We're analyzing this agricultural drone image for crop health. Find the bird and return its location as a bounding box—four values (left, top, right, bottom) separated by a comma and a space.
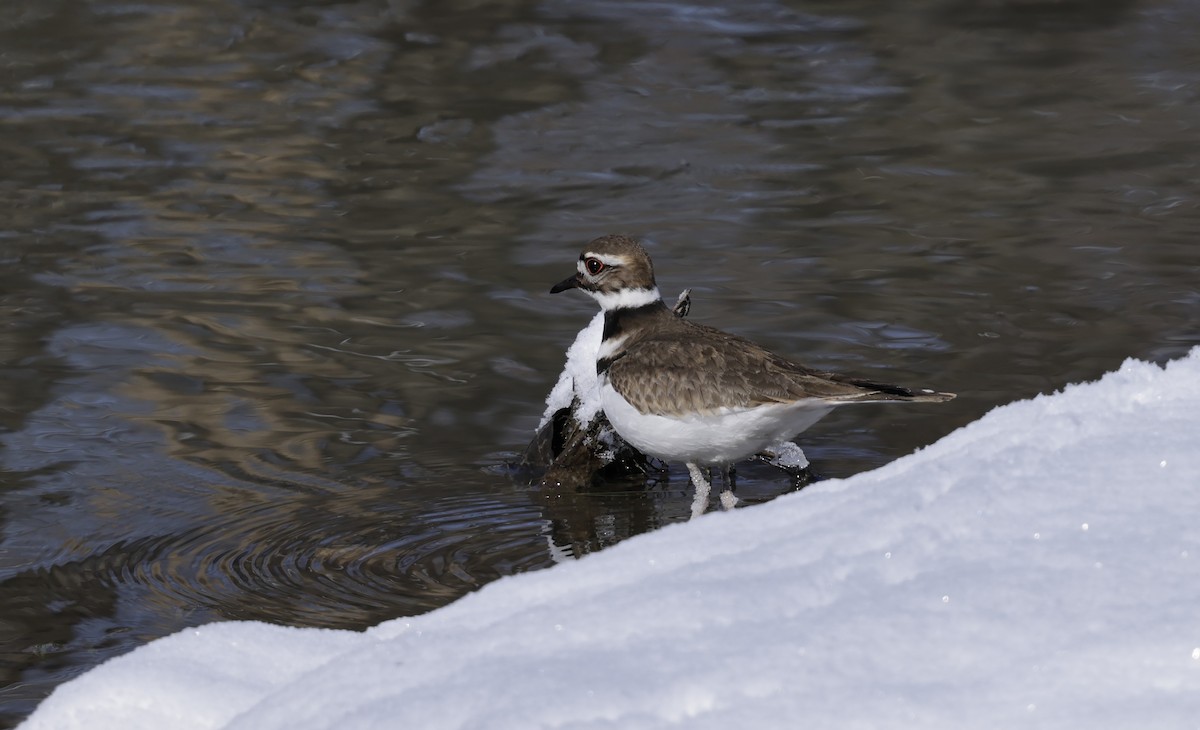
549, 233, 955, 506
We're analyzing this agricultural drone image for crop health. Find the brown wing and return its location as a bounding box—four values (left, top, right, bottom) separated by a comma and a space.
607, 320, 953, 417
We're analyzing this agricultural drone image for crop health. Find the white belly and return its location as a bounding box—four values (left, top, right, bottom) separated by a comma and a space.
599, 382, 835, 465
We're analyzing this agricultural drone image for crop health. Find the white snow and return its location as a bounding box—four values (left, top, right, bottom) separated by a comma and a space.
538, 310, 606, 431
761, 440, 809, 470
21, 347, 1200, 730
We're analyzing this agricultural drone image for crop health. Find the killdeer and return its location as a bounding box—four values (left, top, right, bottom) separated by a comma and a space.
549, 234, 955, 505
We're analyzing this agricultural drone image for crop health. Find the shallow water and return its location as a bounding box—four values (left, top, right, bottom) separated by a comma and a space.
2, 0, 1199, 724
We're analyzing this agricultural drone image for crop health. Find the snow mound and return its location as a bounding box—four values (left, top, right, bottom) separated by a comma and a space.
21, 348, 1200, 730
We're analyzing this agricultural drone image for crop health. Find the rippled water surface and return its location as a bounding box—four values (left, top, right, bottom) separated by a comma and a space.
3, 0, 1199, 724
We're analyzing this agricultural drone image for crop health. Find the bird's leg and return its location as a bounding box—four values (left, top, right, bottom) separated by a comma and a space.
686, 462, 712, 489
686, 462, 711, 519
718, 463, 739, 510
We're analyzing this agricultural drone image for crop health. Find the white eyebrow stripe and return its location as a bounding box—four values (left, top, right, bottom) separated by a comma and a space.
581, 252, 630, 267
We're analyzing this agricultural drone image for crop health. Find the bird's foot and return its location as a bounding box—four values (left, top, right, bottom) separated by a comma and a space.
718, 489, 739, 510
686, 463, 739, 515
686, 462, 712, 519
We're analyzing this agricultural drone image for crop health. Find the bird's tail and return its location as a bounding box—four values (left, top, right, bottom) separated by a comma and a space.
827, 375, 956, 403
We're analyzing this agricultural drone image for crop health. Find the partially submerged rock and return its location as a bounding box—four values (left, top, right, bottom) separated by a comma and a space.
520, 398, 651, 489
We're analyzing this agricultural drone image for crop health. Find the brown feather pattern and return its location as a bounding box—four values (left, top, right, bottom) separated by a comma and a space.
605, 304, 953, 418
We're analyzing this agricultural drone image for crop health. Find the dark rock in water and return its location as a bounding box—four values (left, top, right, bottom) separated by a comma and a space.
519, 401, 652, 489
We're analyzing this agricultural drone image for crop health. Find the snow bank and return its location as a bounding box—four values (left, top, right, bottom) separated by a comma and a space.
21, 348, 1200, 730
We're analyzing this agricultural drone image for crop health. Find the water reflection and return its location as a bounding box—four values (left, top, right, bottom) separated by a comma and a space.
3, 0, 1200, 725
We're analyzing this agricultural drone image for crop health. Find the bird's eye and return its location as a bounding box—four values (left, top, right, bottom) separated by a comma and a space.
585, 258, 605, 275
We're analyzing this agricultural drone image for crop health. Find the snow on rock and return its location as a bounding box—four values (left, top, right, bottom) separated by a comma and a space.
537, 310, 605, 431
21, 348, 1200, 730
761, 440, 809, 470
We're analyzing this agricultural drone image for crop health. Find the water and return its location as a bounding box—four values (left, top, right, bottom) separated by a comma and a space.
2, 0, 1199, 724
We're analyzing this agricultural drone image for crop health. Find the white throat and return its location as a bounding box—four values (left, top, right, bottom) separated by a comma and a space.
590, 286, 661, 311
